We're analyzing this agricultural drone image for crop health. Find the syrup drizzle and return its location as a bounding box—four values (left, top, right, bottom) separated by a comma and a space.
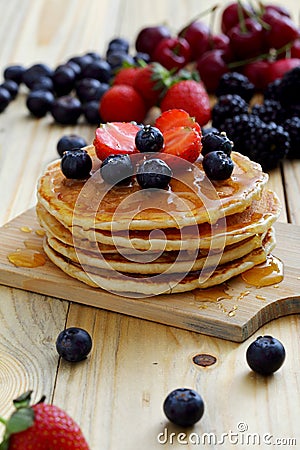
241, 254, 283, 288
8, 248, 46, 268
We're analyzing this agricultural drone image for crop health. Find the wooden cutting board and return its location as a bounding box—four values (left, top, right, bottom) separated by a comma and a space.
0, 207, 299, 342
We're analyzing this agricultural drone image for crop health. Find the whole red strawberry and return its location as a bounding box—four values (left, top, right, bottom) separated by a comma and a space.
99, 84, 146, 123
133, 63, 167, 108
0, 391, 89, 450
112, 66, 142, 87
160, 80, 211, 127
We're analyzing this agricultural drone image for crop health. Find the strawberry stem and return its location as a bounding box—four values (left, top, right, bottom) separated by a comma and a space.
0, 417, 7, 426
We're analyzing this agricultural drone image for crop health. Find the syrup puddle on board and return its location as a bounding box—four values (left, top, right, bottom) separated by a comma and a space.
194, 284, 232, 303
8, 248, 46, 268
241, 254, 283, 288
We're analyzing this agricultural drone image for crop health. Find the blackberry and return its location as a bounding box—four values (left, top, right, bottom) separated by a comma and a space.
222, 114, 262, 150
282, 116, 300, 159
264, 78, 282, 100
278, 66, 300, 108
223, 115, 289, 171
212, 94, 249, 130
215, 72, 255, 102
251, 99, 284, 124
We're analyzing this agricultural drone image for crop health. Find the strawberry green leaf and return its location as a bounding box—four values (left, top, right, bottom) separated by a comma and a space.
13, 390, 32, 409
0, 437, 9, 450
6, 408, 34, 434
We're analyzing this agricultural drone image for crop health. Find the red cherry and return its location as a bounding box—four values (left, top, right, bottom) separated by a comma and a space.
242, 60, 271, 90
221, 2, 252, 35
211, 34, 234, 62
266, 58, 300, 84
179, 21, 210, 60
196, 49, 228, 93
291, 38, 300, 59
262, 10, 299, 50
152, 37, 191, 70
264, 4, 291, 18
135, 25, 171, 57
228, 18, 264, 59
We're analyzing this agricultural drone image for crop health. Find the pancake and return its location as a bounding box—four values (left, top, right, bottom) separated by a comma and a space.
46, 232, 265, 274
36, 189, 280, 252
43, 228, 276, 296
37, 146, 268, 232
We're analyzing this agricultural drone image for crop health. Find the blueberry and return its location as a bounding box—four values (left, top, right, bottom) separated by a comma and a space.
246, 335, 286, 375
163, 388, 205, 427
52, 65, 76, 96
201, 126, 219, 137
202, 150, 234, 181
136, 158, 172, 189
100, 154, 134, 185
56, 327, 92, 362
85, 51, 102, 61
135, 125, 164, 153
80, 60, 112, 83
106, 51, 135, 71
75, 78, 103, 102
4, 64, 25, 84
67, 54, 94, 70
0, 87, 11, 112
82, 100, 102, 124
57, 134, 88, 157
30, 76, 54, 92
22, 63, 53, 89
201, 131, 233, 156
65, 61, 82, 79
134, 52, 151, 64
26, 90, 55, 117
51, 95, 82, 124
0, 80, 19, 99
61, 148, 92, 179
107, 37, 130, 54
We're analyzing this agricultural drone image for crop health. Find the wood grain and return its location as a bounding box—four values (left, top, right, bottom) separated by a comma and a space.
0, 208, 299, 343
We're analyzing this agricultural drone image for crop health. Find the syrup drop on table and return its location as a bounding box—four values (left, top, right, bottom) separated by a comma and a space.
241, 254, 283, 288
8, 248, 46, 268
194, 284, 232, 302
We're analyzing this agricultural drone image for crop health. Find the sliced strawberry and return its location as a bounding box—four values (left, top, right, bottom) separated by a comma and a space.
93, 122, 140, 161
155, 109, 201, 134
162, 126, 202, 163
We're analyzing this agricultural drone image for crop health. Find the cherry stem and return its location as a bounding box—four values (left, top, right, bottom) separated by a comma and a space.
180, 4, 219, 35
237, 0, 247, 33
228, 41, 294, 68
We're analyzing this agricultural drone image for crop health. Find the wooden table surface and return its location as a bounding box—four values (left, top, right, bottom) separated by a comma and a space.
0, 0, 299, 449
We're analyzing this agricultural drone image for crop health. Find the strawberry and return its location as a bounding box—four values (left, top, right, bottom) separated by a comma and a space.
0, 391, 89, 450
133, 63, 167, 108
162, 125, 202, 163
93, 121, 140, 161
155, 108, 201, 134
99, 84, 146, 123
112, 66, 142, 87
160, 80, 211, 127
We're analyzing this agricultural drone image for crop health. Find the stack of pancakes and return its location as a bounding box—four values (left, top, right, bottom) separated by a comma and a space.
36, 146, 280, 297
